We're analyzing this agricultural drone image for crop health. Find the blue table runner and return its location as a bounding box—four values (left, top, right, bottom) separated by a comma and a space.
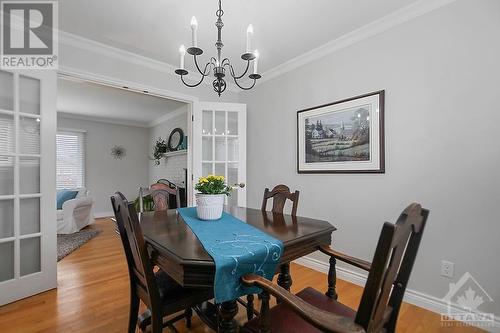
177, 207, 283, 303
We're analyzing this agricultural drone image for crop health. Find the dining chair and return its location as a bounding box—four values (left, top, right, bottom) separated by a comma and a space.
111, 192, 212, 333
240, 185, 301, 321
150, 183, 181, 211
261, 184, 300, 216
241, 203, 429, 333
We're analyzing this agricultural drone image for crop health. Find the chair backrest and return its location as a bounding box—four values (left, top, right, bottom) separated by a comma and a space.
110, 192, 161, 309
156, 178, 176, 187
150, 183, 181, 211
261, 184, 300, 216
355, 203, 429, 333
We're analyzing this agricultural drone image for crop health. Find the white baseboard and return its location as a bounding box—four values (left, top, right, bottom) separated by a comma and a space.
93, 211, 114, 219
294, 256, 500, 332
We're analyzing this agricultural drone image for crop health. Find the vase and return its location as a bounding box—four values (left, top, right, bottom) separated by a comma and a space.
195, 193, 225, 220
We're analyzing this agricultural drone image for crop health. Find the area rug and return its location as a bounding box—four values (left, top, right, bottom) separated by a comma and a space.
57, 229, 101, 261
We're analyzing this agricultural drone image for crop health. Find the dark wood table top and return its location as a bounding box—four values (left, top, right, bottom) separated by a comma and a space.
141, 206, 336, 268
140, 206, 337, 332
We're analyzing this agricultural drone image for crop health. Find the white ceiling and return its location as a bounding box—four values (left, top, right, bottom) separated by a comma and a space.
59, 0, 421, 74
57, 79, 186, 127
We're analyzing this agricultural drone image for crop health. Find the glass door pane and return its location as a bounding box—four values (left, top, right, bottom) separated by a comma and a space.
20, 116, 40, 154
20, 237, 41, 276
20, 198, 40, 235
0, 71, 14, 111
202, 110, 213, 135
20, 157, 40, 194
0, 156, 14, 195
19, 76, 40, 115
227, 112, 238, 135
228, 163, 238, 207
0, 113, 15, 154
214, 111, 225, 135
0, 199, 14, 238
215, 137, 226, 161
0, 242, 14, 282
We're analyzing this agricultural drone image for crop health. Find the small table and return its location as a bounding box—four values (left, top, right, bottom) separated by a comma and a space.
141, 206, 336, 333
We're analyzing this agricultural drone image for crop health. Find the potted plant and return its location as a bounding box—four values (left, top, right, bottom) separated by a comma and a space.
194, 175, 232, 220
133, 195, 154, 212
152, 138, 168, 165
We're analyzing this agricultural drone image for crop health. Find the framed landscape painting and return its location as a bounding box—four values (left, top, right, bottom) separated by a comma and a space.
297, 90, 385, 173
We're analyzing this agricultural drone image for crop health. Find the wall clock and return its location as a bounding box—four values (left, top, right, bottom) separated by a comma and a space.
168, 128, 184, 151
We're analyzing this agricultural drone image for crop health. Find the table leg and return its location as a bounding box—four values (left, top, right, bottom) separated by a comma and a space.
219, 300, 239, 333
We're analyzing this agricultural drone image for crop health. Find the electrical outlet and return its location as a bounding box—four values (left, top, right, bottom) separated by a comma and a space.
441, 260, 454, 278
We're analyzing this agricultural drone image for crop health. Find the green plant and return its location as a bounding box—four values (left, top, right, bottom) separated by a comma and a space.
133, 195, 154, 212
153, 138, 168, 165
195, 175, 232, 196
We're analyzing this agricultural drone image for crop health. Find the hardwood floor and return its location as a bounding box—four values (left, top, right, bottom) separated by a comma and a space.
0, 218, 484, 333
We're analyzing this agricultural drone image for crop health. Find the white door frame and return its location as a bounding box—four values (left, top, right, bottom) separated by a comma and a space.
57, 67, 200, 206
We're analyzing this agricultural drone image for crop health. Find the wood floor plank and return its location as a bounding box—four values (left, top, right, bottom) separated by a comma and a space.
0, 218, 484, 332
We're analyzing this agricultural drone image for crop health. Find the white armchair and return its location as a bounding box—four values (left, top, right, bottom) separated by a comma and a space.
57, 188, 95, 234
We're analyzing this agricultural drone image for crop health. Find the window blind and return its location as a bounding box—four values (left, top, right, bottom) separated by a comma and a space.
56, 130, 85, 190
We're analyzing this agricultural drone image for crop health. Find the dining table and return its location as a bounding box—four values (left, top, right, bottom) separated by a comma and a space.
140, 205, 336, 333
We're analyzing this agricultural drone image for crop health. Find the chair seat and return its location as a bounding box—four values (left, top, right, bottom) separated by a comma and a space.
154, 270, 213, 313
243, 287, 356, 333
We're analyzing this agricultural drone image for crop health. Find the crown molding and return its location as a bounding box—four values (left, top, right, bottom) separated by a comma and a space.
253, 0, 458, 86
59, 31, 240, 93
58, 111, 150, 128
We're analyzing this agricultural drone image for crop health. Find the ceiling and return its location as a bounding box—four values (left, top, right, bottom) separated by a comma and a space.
57, 79, 186, 127
59, 0, 420, 74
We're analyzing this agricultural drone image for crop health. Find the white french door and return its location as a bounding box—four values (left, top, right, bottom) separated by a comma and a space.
192, 102, 246, 207
0, 69, 57, 305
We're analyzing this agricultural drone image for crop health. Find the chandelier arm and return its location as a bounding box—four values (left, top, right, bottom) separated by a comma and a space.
193, 55, 212, 76
232, 77, 256, 90
180, 74, 206, 88
226, 61, 250, 80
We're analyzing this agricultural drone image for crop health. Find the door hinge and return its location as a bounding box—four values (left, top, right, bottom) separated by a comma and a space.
192, 115, 194, 121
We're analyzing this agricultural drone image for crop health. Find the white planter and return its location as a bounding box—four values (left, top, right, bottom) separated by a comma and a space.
195, 194, 225, 220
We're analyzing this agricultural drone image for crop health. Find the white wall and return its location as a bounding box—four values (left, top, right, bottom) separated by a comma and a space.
148, 106, 189, 186
57, 116, 149, 214
239, 0, 500, 318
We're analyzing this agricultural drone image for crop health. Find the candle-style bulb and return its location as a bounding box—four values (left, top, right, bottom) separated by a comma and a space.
191, 16, 198, 28
179, 44, 186, 69
246, 24, 254, 53
191, 16, 198, 47
253, 49, 259, 74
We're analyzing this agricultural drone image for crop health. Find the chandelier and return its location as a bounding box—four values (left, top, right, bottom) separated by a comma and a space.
175, 0, 261, 97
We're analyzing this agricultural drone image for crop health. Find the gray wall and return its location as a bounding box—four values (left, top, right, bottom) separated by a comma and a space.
239, 0, 500, 316
57, 116, 149, 214
149, 106, 189, 186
